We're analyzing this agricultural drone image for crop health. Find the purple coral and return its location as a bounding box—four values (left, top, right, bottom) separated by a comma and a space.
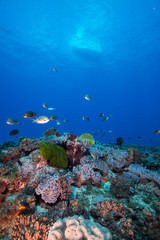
125, 164, 160, 185
107, 149, 129, 172
35, 173, 60, 204
73, 156, 108, 186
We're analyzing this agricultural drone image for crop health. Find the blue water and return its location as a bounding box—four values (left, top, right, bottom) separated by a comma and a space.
0, 0, 160, 146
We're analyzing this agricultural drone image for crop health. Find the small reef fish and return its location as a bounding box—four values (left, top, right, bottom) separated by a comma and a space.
137, 136, 141, 139
43, 103, 49, 108
43, 103, 55, 110
92, 131, 97, 135
9, 129, 19, 136
6, 118, 21, 125
99, 113, 104, 117
32, 116, 50, 124
48, 107, 56, 111
84, 94, 91, 100
108, 130, 112, 133
23, 111, 38, 119
100, 177, 107, 182
56, 121, 61, 125
102, 117, 109, 122
153, 129, 160, 134
98, 129, 102, 132
63, 119, 70, 123
52, 66, 57, 72
50, 115, 58, 121
82, 116, 85, 120
86, 117, 90, 121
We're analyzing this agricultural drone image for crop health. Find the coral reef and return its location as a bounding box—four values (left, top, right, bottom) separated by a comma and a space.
43, 128, 61, 137
47, 215, 112, 240
110, 175, 135, 198
10, 215, 53, 240
107, 149, 129, 172
66, 140, 87, 167
79, 133, 95, 145
125, 164, 160, 185
95, 199, 134, 240
73, 156, 108, 187
39, 142, 68, 168
116, 137, 124, 145
0, 133, 159, 240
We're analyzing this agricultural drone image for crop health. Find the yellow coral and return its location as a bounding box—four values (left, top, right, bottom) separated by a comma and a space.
79, 133, 95, 145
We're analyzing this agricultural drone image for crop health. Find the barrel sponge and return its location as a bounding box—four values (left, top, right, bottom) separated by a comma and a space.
47, 215, 112, 240
39, 142, 68, 168
79, 133, 95, 145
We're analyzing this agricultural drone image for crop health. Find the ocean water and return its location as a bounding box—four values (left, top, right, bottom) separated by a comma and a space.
0, 0, 160, 146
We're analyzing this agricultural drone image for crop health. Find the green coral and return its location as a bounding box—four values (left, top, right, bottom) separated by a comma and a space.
79, 133, 95, 145
39, 142, 68, 168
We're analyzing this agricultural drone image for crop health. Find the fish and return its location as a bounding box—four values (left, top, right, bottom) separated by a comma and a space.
32, 116, 50, 124
48, 107, 56, 111
100, 177, 107, 182
137, 136, 141, 139
108, 130, 112, 133
52, 66, 57, 72
56, 121, 61, 125
6, 118, 21, 125
23, 111, 38, 119
84, 94, 91, 100
9, 129, 19, 136
43, 103, 49, 108
82, 116, 85, 120
99, 113, 104, 117
50, 115, 58, 121
98, 129, 102, 132
86, 117, 90, 121
102, 117, 109, 122
92, 131, 97, 135
153, 129, 160, 134
63, 119, 70, 123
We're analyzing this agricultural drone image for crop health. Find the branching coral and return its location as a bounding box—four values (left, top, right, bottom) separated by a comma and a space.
10, 215, 53, 240
95, 199, 134, 240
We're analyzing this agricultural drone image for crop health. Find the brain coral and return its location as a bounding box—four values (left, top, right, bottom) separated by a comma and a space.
79, 133, 95, 145
47, 215, 112, 240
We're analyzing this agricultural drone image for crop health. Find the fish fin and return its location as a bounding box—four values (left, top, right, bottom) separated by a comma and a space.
31, 119, 36, 123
